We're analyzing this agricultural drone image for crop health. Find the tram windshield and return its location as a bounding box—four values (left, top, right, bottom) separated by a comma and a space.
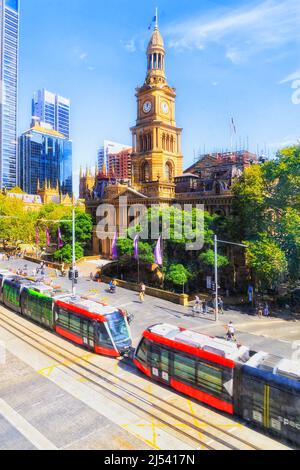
106, 311, 130, 345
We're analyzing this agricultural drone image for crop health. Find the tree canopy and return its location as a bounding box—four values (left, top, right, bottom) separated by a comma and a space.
229, 145, 300, 288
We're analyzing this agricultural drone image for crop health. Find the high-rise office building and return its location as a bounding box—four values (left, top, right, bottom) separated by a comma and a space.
19, 120, 73, 196
98, 140, 130, 171
32, 89, 71, 139
108, 148, 132, 180
0, 0, 19, 189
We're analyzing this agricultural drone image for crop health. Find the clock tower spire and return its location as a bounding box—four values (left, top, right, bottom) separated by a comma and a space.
130, 18, 183, 198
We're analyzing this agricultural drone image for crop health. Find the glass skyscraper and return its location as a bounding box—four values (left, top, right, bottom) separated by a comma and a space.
0, 0, 19, 189
32, 89, 71, 139
19, 123, 73, 196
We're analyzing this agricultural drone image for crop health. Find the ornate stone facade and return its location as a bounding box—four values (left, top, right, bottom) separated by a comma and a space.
83, 22, 257, 261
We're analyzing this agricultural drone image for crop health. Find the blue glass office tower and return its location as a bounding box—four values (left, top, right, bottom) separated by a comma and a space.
32, 89, 70, 139
0, 0, 19, 189
19, 123, 73, 196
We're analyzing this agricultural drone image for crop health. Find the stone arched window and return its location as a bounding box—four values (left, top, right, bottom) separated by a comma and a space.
170, 136, 174, 153
141, 161, 150, 182
165, 161, 173, 182
139, 135, 143, 152
166, 135, 170, 152
162, 133, 166, 151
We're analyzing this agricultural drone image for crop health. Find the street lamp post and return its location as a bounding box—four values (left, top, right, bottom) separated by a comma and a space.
214, 236, 247, 322
72, 208, 76, 295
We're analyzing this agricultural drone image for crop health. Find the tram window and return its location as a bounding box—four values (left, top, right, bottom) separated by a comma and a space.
136, 339, 147, 365
82, 319, 89, 337
69, 314, 81, 334
150, 349, 160, 368
174, 354, 196, 385
161, 350, 169, 373
197, 363, 223, 394
97, 322, 113, 348
58, 308, 70, 329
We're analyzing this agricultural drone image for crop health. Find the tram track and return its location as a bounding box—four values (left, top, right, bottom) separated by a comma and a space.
0, 308, 262, 450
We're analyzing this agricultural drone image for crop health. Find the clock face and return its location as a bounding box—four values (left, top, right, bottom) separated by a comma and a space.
143, 101, 152, 114
161, 101, 169, 114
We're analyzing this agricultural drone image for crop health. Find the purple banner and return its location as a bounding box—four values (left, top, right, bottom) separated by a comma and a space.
58, 227, 64, 249
133, 234, 139, 261
154, 236, 163, 266
46, 227, 51, 247
112, 232, 118, 260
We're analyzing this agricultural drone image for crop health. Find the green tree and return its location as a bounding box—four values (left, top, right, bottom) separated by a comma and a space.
231, 164, 267, 240
59, 210, 92, 246
245, 234, 288, 291
54, 243, 84, 264
199, 249, 229, 268
165, 264, 191, 293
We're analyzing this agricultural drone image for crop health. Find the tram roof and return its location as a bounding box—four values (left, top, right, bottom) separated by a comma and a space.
247, 352, 300, 380
0, 270, 15, 277
148, 324, 250, 362
55, 296, 117, 317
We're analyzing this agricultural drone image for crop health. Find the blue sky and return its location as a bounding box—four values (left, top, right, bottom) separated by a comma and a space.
19, 0, 300, 189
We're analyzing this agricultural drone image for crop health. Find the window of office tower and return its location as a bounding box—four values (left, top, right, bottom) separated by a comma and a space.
5, 0, 18, 11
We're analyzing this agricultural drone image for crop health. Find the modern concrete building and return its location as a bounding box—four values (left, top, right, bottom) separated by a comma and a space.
0, 0, 19, 189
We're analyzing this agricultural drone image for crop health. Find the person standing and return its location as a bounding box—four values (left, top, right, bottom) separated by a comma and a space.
264, 302, 270, 317
257, 304, 263, 318
218, 297, 224, 315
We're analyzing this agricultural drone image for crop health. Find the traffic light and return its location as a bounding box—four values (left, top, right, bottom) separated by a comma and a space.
68, 268, 79, 284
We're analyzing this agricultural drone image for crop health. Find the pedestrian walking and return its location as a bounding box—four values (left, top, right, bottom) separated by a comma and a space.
226, 321, 237, 343
193, 296, 202, 315
139, 282, 146, 302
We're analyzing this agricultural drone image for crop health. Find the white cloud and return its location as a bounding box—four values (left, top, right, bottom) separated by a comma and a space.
279, 69, 300, 84
166, 0, 300, 63
121, 39, 136, 53
269, 136, 300, 148
79, 52, 88, 60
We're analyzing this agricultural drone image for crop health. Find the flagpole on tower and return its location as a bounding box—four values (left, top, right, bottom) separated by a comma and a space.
155, 7, 158, 29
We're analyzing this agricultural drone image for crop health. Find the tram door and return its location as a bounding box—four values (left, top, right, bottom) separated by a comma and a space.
150, 345, 170, 384
82, 319, 95, 350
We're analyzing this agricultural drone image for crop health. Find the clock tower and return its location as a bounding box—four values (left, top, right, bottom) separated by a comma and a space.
131, 18, 183, 198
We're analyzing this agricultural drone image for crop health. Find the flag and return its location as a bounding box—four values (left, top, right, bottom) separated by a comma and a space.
148, 15, 157, 29
133, 234, 139, 260
112, 232, 118, 260
58, 227, 64, 249
46, 227, 51, 247
36, 227, 39, 246
154, 236, 163, 266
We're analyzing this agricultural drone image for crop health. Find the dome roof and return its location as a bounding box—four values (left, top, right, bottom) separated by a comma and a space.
147, 27, 165, 54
